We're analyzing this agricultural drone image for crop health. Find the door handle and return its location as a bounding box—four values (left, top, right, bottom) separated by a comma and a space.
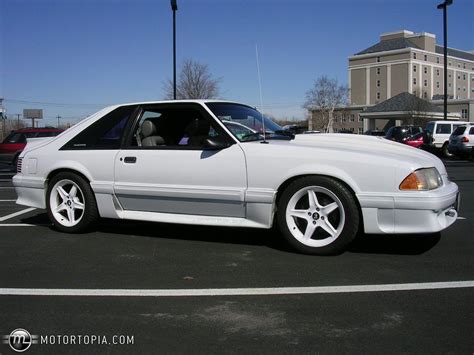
124, 156, 137, 164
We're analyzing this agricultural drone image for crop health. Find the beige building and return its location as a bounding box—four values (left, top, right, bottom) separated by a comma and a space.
310, 30, 474, 133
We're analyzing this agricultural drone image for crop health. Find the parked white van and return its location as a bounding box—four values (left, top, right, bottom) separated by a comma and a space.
424, 120, 470, 157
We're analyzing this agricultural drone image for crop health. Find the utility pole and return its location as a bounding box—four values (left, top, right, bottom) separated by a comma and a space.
16, 114, 21, 128
171, 0, 178, 100
56, 115, 61, 128
437, 0, 453, 120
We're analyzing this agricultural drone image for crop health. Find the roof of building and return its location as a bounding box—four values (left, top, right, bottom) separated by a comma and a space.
356, 37, 474, 62
435, 45, 474, 61
364, 92, 443, 113
355, 37, 420, 55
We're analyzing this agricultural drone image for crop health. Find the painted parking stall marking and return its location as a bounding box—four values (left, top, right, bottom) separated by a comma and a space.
0, 208, 36, 222
0, 281, 473, 297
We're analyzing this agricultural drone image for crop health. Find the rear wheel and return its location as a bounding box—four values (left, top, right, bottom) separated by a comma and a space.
442, 142, 453, 158
46, 172, 99, 233
277, 176, 360, 255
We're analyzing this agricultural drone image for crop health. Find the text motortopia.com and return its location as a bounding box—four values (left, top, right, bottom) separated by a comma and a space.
2, 328, 134, 352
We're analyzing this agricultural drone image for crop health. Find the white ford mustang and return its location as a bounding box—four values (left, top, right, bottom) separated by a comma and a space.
13, 100, 459, 254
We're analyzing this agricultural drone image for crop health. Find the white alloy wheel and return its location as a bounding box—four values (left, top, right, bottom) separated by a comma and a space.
285, 186, 345, 248
49, 179, 86, 227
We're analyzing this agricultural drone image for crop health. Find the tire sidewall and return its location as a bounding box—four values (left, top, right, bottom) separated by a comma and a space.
277, 176, 360, 255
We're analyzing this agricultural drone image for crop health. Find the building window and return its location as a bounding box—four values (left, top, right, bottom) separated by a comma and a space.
424, 55, 427, 61
342, 115, 346, 123
463, 63, 466, 69
424, 79, 427, 87
413, 65, 417, 72
463, 87, 466, 92
413, 78, 417, 85
458, 75, 461, 80
358, 114, 362, 122
436, 81, 440, 88
376, 56, 380, 63
449, 61, 452, 66
463, 74, 466, 80
436, 69, 440, 76
424, 92, 428, 99
376, 67, 380, 75
449, 73, 452, 78
449, 83, 452, 87
461, 109, 468, 119
413, 53, 417, 59
376, 92, 380, 100
458, 63, 461, 68
350, 114, 355, 122
376, 80, 380, 87
424, 67, 428, 74
436, 57, 440, 64
358, 127, 363, 134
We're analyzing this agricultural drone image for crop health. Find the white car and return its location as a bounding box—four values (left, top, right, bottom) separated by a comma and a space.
425, 120, 470, 157
13, 101, 460, 255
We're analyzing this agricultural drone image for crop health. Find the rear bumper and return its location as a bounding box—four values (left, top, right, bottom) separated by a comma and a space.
358, 181, 459, 234
448, 144, 472, 155
12, 174, 46, 209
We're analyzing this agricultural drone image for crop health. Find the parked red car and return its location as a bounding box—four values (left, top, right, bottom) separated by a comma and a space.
0, 128, 63, 168
404, 132, 424, 149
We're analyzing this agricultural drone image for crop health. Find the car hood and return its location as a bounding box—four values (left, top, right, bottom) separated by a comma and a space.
270, 133, 447, 174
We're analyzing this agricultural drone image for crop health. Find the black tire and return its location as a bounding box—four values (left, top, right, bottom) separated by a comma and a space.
276, 176, 360, 255
442, 142, 453, 158
46, 172, 99, 233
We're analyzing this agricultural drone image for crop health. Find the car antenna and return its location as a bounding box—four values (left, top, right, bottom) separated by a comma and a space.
255, 44, 268, 144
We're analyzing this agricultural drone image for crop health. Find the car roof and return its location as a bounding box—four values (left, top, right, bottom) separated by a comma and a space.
105, 100, 253, 110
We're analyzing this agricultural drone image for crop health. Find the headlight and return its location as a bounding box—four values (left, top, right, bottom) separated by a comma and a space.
399, 168, 443, 191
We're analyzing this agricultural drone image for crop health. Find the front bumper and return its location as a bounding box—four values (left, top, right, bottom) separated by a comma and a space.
358, 181, 459, 234
0, 152, 14, 164
12, 174, 47, 209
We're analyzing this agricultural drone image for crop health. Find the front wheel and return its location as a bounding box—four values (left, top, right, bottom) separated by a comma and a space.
46, 172, 99, 233
277, 176, 360, 255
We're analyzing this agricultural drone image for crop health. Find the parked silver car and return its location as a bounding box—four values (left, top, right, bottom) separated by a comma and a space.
448, 124, 474, 159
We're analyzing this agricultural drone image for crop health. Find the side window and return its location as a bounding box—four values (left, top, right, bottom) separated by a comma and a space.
5, 133, 26, 144
470, 127, 474, 135
62, 106, 136, 150
436, 124, 451, 134
128, 105, 225, 149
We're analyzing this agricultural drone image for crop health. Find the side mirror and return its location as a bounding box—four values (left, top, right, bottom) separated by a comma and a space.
203, 136, 232, 150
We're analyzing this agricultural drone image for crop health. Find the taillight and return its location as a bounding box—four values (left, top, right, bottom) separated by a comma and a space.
462, 137, 470, 143
17, 157, 23, 173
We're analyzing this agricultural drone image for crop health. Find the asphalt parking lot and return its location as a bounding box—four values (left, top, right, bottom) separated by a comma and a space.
0, 160, 473, 354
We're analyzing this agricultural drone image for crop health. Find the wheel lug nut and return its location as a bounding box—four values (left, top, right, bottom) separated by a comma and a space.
308, 212, 311, 216
321, 216, 325, 220
313, 221, 317, 225
316, 208, 320, 211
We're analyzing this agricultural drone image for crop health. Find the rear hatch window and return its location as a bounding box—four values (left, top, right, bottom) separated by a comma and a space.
452, 127, 466, 136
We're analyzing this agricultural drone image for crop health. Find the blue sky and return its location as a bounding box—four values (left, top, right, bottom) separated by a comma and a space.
1, 0, 473, 125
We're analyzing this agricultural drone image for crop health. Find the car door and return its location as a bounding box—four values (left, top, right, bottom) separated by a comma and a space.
434, 122, 452, 146
113, 103, 248, 218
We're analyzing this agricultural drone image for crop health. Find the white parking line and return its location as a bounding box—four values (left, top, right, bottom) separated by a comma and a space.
0, 281, 472, 297
0, 208, 36, 222
0, 223, 49, 227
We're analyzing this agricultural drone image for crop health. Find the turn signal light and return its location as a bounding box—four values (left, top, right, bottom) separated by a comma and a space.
399, 168, 443, 191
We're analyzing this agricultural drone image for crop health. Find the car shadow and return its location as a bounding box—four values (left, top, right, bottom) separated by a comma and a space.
349, 232, 441, 255
21, 214, 441, 256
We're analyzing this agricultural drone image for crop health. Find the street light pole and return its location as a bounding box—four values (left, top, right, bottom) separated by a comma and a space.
437, 0, 453, 120
171, 0, 178, 100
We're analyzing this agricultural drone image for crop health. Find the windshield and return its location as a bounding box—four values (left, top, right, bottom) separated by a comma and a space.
452, 126, 466, 136
206, 103, 284, 142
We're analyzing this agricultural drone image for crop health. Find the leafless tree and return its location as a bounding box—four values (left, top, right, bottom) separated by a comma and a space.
164, 59, 222, 100
304, 76, 348, 132
407, 90, 433, 126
